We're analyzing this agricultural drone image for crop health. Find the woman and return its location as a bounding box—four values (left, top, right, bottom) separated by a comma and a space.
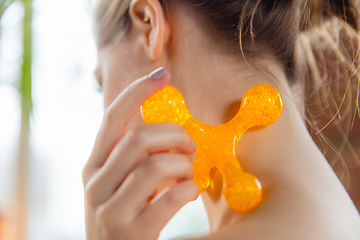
82, 0, 360, 239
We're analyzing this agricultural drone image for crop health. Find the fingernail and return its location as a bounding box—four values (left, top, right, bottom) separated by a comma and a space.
191, 138, 196, 151
148, 67, 167, 80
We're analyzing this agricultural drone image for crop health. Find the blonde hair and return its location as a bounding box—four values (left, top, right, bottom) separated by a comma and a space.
299, 1, 360, 180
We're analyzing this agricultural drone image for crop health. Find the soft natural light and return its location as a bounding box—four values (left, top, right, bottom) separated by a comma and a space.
0, 0, 209, 239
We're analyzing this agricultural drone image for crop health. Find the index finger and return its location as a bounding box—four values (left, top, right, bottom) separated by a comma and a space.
88, 67, 170, 170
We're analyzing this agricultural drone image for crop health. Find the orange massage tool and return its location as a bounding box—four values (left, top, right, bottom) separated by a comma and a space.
141, 84, 283, 212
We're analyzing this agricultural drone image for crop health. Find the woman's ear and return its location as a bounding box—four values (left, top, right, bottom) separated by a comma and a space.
129, 0, 170, 61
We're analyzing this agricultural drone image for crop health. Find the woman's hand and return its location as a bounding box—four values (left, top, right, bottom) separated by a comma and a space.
82, 67, 199, 240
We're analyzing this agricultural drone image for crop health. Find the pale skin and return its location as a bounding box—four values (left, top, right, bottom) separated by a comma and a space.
82, 0, 360, 239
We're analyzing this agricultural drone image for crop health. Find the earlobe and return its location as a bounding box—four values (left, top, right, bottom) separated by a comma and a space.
129, 0, 170, 61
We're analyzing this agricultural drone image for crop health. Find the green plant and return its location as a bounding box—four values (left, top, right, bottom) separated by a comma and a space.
16, 0, 32, 238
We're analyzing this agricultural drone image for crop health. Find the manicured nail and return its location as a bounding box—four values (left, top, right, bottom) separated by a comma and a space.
148, 67, 167, 80
191, 138, 196, 151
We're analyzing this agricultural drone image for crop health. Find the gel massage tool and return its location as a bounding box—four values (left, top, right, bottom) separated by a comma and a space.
141, 84, 283, 212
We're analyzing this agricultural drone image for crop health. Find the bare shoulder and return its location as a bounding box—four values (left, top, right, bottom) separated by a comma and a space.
189, 205, 359, 240
187, 100, 360, 240
190, 185, 360, 240
188, 159, 360, 240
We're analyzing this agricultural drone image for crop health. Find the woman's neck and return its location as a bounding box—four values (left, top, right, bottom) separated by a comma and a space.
168, 49, 358, 232
167, 35, 308, 231
166, 2, 292, 126
163, 9, 356, 232
163, 4, 360, 235
170, 46, 293, 126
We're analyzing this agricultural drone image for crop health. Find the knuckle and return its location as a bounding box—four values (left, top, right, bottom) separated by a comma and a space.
142, 156, 163, 176
102, 107, 115, 125
174, 155, 193, 175
166, 190, 184, 207
84, 182, 97, 205
96, 204, 128, 235
171, 124, 190, 141
126, 127, 147, 146
180, 134, 190, 144
96, 204, 115, 231
81, 165, 89, 186
102, 106, 126, 136
185, 180, 199, 197
190, 181, 200, 196
183, 160, 193, 175
96, 204, 108, 223
81, 160, 97, 186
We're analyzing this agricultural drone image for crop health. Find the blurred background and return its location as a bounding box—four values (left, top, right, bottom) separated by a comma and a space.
0, 0, 209, 239
0, 0, 358, 240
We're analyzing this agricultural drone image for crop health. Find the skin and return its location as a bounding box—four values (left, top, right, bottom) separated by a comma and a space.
82, 0, 360, 239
